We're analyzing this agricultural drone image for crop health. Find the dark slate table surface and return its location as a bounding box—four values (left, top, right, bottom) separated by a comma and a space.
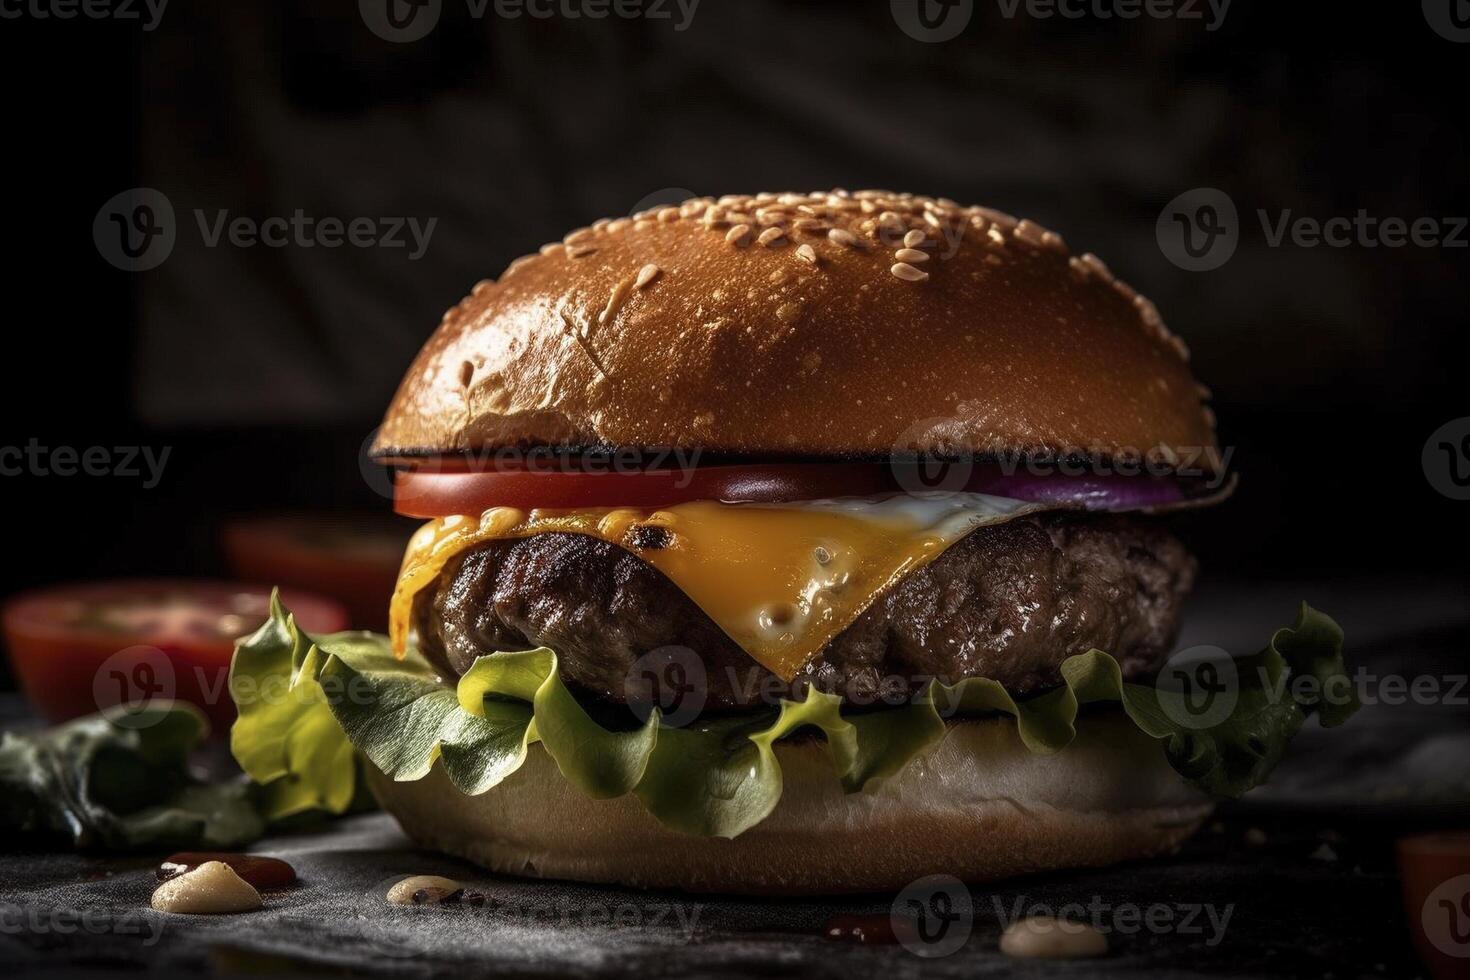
3, 578, 1467, 979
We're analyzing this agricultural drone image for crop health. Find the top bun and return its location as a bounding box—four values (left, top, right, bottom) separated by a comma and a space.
374, 190, 1217, 469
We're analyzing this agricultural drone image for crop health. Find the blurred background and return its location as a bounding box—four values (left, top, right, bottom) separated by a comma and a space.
0, 0, 1467, 691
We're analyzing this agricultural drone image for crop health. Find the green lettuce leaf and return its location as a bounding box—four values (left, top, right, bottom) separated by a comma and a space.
230, 596, 1355, 837
1, 702, 264, 851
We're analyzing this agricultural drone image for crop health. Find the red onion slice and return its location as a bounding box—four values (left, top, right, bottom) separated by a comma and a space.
968, 469, 1234, 513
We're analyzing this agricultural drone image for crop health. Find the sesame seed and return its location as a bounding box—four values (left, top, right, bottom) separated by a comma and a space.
606, 219, 631, 234
634, 264, 661, 290
828, 228, 860, 248
458, 361, 475, 387
986, 226, 1006, 245
540, 242, 560, 256
891, 262, 929, 282
566, 244, 598, 259
794, 218, 828, 233
976, 207, 1018, 229
1133, 295, 1163, 328
657, 207, 679, 223
502, 255, 536, 278
1012, 219, 1065, 253
471, 278, 495, 295
726, 224, 753, 247
563, 228, 594, 246
1014, 219, 1048, 247
633, 220, 651, 231
1168, 334, 1190, 360
592, 218, 611, 231
903, 230, 926, 248
795, 244, 818, 265
894, 248, 929, 263
924, 211, 943, 229
599, 274, 636, 326
1079, 252, 1113, 282
758, 227, 785, 247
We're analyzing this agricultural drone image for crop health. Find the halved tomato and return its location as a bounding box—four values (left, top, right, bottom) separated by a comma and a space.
2, 580, 348, 733
222, 515, 412, 632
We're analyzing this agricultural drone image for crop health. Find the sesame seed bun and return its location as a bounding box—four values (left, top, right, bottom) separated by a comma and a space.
372, 190, 1217, 470
366, 711, 1212, 895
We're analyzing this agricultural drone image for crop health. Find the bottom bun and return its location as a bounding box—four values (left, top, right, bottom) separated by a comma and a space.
368, 710, 1213, 895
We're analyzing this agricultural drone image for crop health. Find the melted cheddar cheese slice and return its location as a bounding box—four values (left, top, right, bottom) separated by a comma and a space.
390, 493, 1038, 682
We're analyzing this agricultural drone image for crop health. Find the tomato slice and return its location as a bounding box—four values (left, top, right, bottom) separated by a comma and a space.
392, 463, 900, 517
2, 580, 348, 733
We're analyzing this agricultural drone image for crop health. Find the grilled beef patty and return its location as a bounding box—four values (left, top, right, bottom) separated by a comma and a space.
412, 511, 1195, 709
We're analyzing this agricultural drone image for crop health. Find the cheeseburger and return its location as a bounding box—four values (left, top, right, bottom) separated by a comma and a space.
230, 190, 1354, 894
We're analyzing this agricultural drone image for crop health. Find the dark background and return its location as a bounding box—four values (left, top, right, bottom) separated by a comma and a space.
0, 0, 1466, 687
